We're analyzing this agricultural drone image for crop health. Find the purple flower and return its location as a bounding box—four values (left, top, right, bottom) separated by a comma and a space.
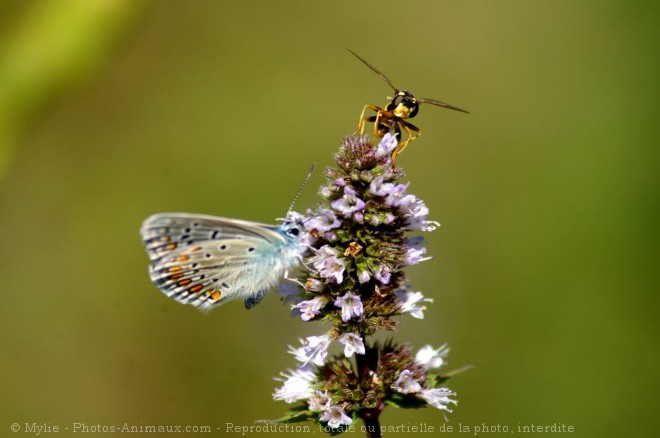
308, 390, 332, 412
302, 334, 331, 366
285, 210, 305, 223
287, 334, 330, 367
331, 186, 366, 218
421, 220, 440, 232
398, 194, 439, 231
274, 133, 462, 425
287, 343, 313, 365
304, 277, 324, 292
357, 268, 371, 284
338, 332, 365, 357
415, 344, 450, 370
293, 296, 326, 321
319, 404, 353, 428
368, 176, 388, 196
369, 212, 396, 226
374, 264, 391, 284
375, 133, 398, 158
392, 369, 422, 394
396, 290, 433, 319
310, 245, 346, 283
419, 388, 458, 412
404, 236, 431, 266
334, 292, 363, 322
305, 209, 341, 233
300, 232, 317, 246
272, 369, 316, 403
404, 246, 428, 265
320, 185, 333, 198
369, 177, 408, 207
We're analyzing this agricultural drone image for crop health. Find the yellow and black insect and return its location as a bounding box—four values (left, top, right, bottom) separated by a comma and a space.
349, 49, 469, 164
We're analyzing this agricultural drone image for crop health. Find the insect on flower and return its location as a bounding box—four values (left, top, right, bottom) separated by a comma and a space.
348, 48, 469, 165
140, 212, 308, 311
140, 165, 315, 311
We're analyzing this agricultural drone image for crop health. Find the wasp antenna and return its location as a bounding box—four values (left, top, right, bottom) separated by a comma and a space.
418, 97, 470, 114
347, 48, 399, 92
287, 163, 316, 214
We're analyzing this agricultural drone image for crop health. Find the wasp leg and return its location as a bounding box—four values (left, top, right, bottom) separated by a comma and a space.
374, 109, 384, 138
357, 104, 369, 134
391, 120, 421, 166
358, 104, 385, 135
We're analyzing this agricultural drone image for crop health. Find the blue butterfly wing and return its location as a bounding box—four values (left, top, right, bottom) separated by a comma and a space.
140, 213, 299, 311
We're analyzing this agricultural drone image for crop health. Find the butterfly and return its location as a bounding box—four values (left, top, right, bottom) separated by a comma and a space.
140, 212, 307, 311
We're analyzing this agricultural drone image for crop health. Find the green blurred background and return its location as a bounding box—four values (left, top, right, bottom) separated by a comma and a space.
1, 1, 658, 436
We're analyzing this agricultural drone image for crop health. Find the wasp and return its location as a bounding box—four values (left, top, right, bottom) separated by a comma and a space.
348, 49, 469, 164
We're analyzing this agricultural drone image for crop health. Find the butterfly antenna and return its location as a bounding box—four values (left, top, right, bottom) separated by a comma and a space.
287, 163, 316, 214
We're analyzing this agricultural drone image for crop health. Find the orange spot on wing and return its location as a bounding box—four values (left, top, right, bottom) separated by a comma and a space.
171, 273, 184, 280
210, 291, 222, 301
169, 266, 181, 272
189, 246, 202, 252
166, 243, 177, 250
178, 255, 190, 262
189, 284, 203, 293
179, 279, 192, 286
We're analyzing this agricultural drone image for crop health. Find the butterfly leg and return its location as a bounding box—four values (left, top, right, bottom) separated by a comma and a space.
283, 269, 307, 286
283, 275, 306, 288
